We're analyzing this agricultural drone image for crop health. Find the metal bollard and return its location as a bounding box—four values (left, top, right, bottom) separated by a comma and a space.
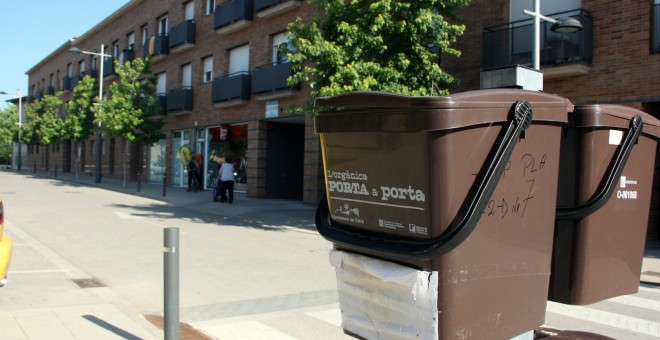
137, 172, 142, 192
54, 163, 58, 178
33, 162, 36, 174
162, 171, 167, 197
164, 227, 180, 340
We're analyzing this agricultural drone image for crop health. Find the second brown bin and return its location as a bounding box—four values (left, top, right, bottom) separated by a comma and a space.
550, 105, 660, 305
315, 89, 572, 340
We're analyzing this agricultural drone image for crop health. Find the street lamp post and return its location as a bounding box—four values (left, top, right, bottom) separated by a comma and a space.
1, 89, 23, 171
69, 44, 111, 183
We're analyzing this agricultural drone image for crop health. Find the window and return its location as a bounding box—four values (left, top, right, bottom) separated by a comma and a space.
654, 0, 660, 54
182, 63, 192, 88
79, 60, 86, 74
229, 44, 250, 75
203, 56, 213, 83
141, 24, 149, 46
91, 56, 98, 71
67, 63, 73, 77
156, 72, 167, 95
158, 15, 169, 36
127, 32, 135, 50
185, 1, 195, 21
272, 32, 290, 64
113, 41, 120, 59
206, 0, 215, 15
49, 74, 55, 87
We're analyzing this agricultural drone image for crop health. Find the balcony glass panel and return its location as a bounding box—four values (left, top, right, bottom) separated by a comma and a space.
169, 20, 196, 50
167, 87, 194, 112
103, 58, 116, 77
252, 62, 296, 94
214, 0, 253, 30
482, 9, 592, 70
212, 72, 251, 102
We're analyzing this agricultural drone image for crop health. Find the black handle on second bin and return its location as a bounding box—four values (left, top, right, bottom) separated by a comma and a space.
555, 115, 643, 220
315, 100, 534, 261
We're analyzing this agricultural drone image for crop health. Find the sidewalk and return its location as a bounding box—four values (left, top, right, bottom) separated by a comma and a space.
30, 169, 319, 231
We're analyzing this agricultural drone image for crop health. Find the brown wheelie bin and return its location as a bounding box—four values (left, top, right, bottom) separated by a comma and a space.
314, 89, 572, 340
550, 105, 660, 305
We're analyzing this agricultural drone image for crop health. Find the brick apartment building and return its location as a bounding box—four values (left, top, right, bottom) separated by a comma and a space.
440, 0, 660, 240
25, 0, 325, 204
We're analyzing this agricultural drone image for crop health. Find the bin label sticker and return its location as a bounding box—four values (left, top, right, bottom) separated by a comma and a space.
609, 130, 623, 145
617, 176, 638, 200
333, 203, 365, 224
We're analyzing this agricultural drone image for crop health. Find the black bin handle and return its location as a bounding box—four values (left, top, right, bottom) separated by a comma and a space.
555, 115, 643, 220
315, 100, 534, 261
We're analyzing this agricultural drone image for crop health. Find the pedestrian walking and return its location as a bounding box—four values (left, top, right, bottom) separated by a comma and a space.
218, 156, 235, 204
187, 156, 201, 192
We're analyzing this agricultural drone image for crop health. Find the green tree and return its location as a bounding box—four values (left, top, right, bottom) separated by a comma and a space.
64, 75, 96, 143
0, 105, 18, 145
0, 105, 18, 165
100, 57, 165, 179
21, 94, 64, 145
286, 0, 469, 109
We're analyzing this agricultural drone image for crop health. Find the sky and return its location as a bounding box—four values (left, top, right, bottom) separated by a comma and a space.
0, 1, 129, 108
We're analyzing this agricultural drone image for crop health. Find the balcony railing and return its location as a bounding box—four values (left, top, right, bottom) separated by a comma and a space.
255, 0, 302, 18
482, 9, 593, 76
46, 86, 55, 96
653, 4, 660, 54
83, 69, 98, 79
212, 72, 251, 107
143, 34, 169, 61
70, 76, 80, 89
169, 20, 196, 53
62, 76, 73, 91
120, 49, 135, 63
214, 0, 253, 35
103, 58, 116, 77
252, 62, 299, 100
167, 87, 194, 114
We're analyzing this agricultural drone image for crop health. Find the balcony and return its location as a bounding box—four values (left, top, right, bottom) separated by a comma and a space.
212, 72, 251, 107
34, 90, 44, 101
70, 76, 80, 89
81, 69, 98, 79
143, 34, 169, 62
252, 62, 299, 100
214, 0, 253, 36
169, 20, 196, 54
255, 0, 302, 19
62, 76, 73, 91
103, 58, 117, 78
482, 9, 593, 78
120, 49, 135, 63
166, 87, 194, 114
46, 86, 55, 96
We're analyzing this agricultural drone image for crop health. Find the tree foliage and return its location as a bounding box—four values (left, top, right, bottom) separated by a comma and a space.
99, 57, 165, 147
64, 75, 96, 142
286, 0, 469, 107
0, 105, 18, 145
22, 93, 64, 145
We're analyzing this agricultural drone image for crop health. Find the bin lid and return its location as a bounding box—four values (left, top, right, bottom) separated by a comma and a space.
315, 89, 571, 133
572, 105, 660, 139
